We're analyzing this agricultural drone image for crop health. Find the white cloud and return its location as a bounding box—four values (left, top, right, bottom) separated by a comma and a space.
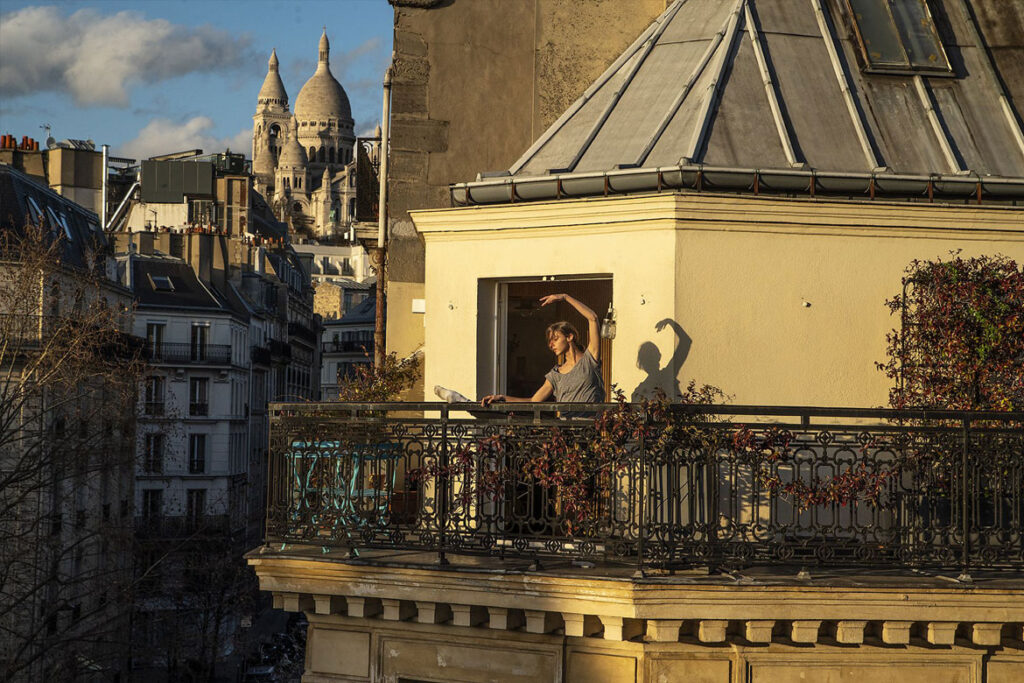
117, 117, 251, 161
0, 6, 252, 107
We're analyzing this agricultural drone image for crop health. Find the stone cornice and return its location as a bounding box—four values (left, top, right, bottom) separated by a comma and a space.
410, 192, 1024, 242
248, 550, 1024, 624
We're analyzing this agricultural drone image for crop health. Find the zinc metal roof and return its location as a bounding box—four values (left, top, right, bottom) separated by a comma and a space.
510, 0, 1024, 180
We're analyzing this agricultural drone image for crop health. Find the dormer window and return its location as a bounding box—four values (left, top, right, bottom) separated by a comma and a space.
845, 0, 951, 74
150, 275, 174, 291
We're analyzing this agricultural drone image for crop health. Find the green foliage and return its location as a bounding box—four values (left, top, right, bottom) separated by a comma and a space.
878, 252, 1024, 411
336, 352, 422, 402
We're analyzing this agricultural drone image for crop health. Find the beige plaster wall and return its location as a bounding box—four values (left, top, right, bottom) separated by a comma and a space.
413, 193, 1024, 407
671, 206, 1024, 406
419, 202, 677, 401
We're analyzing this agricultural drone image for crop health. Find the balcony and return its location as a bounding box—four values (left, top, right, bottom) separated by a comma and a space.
288, 321, 317, 345
251, 345, 272, 366
189, 402, 209, 417
321, 340, 372, 354
135, 514, 236, 540
146, 342, 232, 365
266, 402, 1024, 575
270, 340, 292, 360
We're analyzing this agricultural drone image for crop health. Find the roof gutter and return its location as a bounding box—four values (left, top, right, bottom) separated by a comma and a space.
452, 165, 1024, 206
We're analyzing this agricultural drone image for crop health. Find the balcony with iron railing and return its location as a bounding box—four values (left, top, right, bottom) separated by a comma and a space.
146, 342, 232, 365
135, 514, 239, 540
288, 321, 317, 345
321, 340, 372, 354
2, 314, 145, 358
265, 402, 1024, 576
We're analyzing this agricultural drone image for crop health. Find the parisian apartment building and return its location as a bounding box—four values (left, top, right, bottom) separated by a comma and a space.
1, 165, 137, 681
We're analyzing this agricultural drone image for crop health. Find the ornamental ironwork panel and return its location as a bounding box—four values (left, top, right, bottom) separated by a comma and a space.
265, 403, 1023, 573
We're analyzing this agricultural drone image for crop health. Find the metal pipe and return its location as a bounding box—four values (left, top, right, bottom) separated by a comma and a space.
106, 180, 139, 232
377, 65, 392, 251
810, 0, 883, 171
914, 75, 963, 173
683, 0, 744, 164
374, 62, 393, 369
101, 144, 109, 228
744, 2, 800, 167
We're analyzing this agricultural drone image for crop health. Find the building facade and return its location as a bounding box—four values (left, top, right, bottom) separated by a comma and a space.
1, 166, 138, 682
108, 149, 320, 675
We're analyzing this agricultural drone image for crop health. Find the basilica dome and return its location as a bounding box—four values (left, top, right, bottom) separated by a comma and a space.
294, 31, 352, 123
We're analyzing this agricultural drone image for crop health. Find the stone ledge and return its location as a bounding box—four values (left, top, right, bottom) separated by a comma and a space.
272, 591, 1024, 650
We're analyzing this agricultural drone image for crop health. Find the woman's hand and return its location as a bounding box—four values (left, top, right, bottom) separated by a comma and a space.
539, 293, 566, 307
480, 394, 505, 407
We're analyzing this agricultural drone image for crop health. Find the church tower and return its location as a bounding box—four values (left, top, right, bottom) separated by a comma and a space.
252, 49, 292, 197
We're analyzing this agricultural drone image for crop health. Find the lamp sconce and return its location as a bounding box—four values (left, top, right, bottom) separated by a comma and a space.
600, 304, 617, 340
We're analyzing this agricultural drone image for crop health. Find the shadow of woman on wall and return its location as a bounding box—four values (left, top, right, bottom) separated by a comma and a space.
631, 318, 692, 402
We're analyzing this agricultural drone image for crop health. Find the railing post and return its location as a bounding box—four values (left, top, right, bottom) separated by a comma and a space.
634, 411, 648, 578
958, 417, 972, 582
437, 404, 450, 566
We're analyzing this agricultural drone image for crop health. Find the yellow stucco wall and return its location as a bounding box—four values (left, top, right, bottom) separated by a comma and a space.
412, 193, 1024, 407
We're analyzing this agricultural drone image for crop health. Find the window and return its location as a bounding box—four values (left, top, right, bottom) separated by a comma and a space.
143, 434, 164, 473
149, 274, 174, 291
146, 323, 164, 357
186, 489, 206, 530
188, 434, 206, 474
190, 324, 209, 361
845, 0, 951, 73
144, 376, 164, 415
142, 489, 162, 520
189, 377, 209, 416
26, 196, 45, 226
47, 207, 73, 241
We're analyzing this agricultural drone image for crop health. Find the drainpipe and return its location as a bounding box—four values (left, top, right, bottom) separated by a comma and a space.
101, 144, 109, 228
373, 61, 393, 369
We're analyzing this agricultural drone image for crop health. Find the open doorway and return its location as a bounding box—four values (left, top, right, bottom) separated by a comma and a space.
499, 278, 613, 401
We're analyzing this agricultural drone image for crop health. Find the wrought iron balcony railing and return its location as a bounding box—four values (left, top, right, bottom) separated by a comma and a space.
321, 340, 372, 354
266, 402, 1024, 575
288, 321, 317, 344
146, 342, 232, 365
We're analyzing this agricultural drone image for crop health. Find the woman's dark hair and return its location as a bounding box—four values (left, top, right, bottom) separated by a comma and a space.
546, 321, 584, 365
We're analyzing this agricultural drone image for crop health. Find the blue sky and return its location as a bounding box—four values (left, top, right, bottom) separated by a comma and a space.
0, 0, 393, 159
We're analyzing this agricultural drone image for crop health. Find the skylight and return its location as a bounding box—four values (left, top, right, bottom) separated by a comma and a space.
846, 0, 951, 74
150, 275, 174, 292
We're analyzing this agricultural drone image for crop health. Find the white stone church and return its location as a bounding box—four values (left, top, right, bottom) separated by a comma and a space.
251, 31, 363, 240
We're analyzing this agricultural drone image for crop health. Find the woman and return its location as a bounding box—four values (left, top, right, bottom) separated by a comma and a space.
481, 293, 604, 407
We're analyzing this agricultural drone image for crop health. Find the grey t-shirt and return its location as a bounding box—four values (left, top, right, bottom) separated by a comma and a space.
544, 349, 605, 404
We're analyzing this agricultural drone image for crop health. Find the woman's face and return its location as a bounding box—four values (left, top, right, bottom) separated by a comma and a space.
547, 330, 572, 356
